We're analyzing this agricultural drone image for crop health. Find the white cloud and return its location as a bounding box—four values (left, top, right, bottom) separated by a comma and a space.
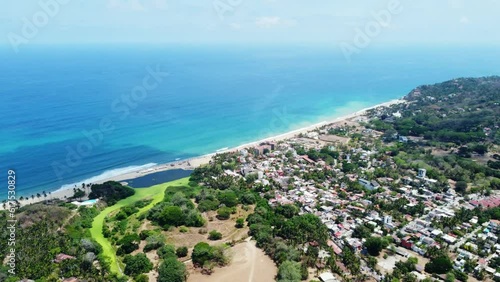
152, 0, 168, 10
449, 0, 465, 9
107, 0, 146, 11
107, 0, 168, 12
460, 16, 470, 24
256, 17, 280, 28
229, 23, 242, 30
255, 16, 297, 28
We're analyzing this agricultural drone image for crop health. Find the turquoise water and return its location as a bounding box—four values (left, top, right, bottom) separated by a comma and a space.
1, 44, 499, 198
80, 199, 98, 205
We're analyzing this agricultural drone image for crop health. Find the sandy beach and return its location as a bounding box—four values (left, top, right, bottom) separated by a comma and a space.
4, 98, 404, 209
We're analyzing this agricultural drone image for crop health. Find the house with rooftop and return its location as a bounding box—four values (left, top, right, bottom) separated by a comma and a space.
358, 178, 380, 191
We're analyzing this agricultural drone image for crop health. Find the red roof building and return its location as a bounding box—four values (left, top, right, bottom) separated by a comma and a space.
470, 197, 500, 209
54, 253, 76, 263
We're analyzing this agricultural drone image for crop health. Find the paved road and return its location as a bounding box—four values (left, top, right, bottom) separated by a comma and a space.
452, 225, 482, 250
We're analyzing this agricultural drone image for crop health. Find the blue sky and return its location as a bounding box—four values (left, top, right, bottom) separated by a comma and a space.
1, 0, 499, 46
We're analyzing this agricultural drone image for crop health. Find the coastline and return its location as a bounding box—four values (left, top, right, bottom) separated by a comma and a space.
5, 98, 404, 208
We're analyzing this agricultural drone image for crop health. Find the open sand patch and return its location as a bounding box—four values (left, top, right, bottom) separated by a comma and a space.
187, 239, 277, 282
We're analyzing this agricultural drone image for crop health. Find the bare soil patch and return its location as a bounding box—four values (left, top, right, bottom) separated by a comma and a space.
166, 205, 253, 248
319, 135, 351, 144
187, 239, 277, 282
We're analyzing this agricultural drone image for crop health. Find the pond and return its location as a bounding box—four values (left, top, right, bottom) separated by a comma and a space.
123, 169, 193, 188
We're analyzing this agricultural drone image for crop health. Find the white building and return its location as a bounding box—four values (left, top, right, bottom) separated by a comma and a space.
384, 215, 393, 225
417, 168, 427, 179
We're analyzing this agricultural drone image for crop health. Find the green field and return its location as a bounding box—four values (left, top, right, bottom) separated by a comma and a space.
90, 177, 190, 274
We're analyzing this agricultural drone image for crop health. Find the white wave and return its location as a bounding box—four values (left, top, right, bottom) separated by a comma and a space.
56, 163, 158, 192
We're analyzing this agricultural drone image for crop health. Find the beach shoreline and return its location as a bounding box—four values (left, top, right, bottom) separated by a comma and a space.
4, 98, 404, 208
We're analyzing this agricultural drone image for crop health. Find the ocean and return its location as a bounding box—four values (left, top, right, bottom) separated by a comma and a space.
1, 44, 499, 198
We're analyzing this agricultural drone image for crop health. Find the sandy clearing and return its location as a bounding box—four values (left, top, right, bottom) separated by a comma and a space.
187, 238, 277, 282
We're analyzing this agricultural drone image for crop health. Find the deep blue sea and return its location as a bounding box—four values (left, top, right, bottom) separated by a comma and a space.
1, 44, 499, 198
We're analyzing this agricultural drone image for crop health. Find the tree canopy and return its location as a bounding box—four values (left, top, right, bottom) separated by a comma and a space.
277, 260, 302, 282
88, 181, 135, 205
424, 255, 453, 274
158, 257, 187, 282
364, 236, 390, 256
192, 242, 214, 266
123, 253, 153, 276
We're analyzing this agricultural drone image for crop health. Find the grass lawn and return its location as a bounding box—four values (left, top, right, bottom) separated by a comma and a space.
90, 177, 190, 274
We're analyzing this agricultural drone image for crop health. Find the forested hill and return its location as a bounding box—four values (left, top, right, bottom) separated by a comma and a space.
403, 76, 499, 144
370, 76, 500, 146
406, 76, 500, 102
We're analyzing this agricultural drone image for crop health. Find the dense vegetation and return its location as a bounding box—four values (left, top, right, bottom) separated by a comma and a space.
0, 204, 118, 281
158, 256, 186, 282
146, 188, 205, 229
369, 76, 499, 145
155, 244, 187, 282
89, 181, 135, 205
363, 77, 500, 197
191, 242, 230, 268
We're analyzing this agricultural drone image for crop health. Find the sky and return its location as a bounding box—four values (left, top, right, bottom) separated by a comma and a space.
1, 0, 499, 46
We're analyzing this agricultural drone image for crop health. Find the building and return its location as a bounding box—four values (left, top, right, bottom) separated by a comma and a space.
358, 179, 380, 191
470, 197, 500, 209
395, 247, 409, 257
53, 253, 76, 263
442, 234, 457, 244
417, 168, 427, 179
319, 272, 338, 282
384, 215, 392, 225
384, 215, 395, 229
401, 237, 413, 249
489, 220, 500, 233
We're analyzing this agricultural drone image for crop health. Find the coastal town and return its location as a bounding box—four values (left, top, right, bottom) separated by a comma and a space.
1, 77, 499, 282
212, 127, 498, 281
3, 1, 500, 281
195, 79, 500, 282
